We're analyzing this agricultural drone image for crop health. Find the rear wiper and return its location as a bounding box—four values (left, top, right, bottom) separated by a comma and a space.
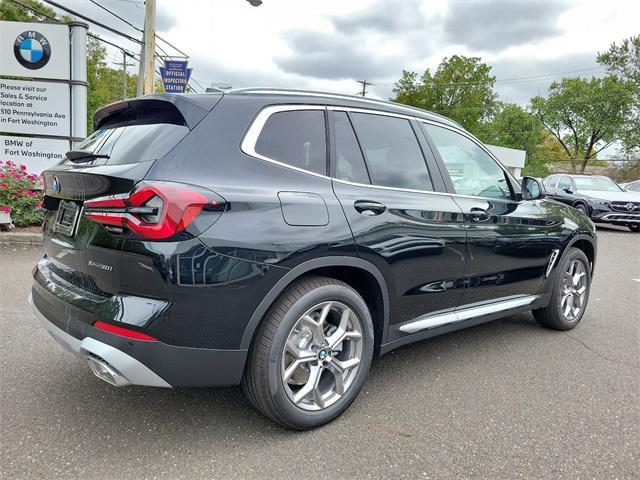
65, 150, 110, 163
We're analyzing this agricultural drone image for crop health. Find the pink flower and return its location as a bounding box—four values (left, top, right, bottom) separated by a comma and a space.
27, 190, 36, 197
0, 173, 5, 179
15, 173, 22, 180
0, 183, 6, 190
19, 164, 26, 171
1, 205, 10, 213
35, 202, 43, 208
5, 160, 15, 166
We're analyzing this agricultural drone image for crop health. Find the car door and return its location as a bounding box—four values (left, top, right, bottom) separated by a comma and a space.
420, 122, 550, 306
329, 109, 467, 337
547, 175, 577, 206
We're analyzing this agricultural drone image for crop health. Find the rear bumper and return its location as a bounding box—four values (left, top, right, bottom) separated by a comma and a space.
29, 292, 248, 388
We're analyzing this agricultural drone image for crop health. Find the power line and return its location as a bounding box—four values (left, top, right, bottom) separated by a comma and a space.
378, 67, 605, 88
88, 0, 141, 32
41, 0, 143, 45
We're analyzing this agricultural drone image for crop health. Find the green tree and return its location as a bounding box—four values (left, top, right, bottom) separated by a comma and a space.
476, 104, 552, 177
597, 36, 640, 154
530, 76, 635, 173
393, 55, 498, 134
0, 0, 56, 21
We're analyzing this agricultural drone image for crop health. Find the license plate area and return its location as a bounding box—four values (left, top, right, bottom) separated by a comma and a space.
53, 200, 81, 237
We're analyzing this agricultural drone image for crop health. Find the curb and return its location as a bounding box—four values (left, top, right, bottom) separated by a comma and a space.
0, 232, 43, 245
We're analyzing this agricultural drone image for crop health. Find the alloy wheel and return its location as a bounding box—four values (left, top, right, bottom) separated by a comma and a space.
560, 259, 588, 321
281, 301, 363, 411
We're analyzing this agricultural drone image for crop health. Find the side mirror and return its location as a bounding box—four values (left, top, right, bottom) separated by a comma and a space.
563, 188, 573, 194
522, 176, 545, 200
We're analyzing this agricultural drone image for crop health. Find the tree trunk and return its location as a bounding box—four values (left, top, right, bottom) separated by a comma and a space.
579, 157, 589, 173
571, 157, 577, 173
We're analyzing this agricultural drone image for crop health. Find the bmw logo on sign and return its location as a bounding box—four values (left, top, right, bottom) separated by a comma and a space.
13, 30, 51, 70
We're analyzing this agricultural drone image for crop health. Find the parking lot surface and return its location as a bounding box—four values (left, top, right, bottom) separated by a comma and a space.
1, 226, 638, 479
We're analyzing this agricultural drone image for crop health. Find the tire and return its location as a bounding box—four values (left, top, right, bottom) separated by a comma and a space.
628, 224, 640, 232
533, 247, 591, 330
574, 203, 588, 216
242, 276, 374, 430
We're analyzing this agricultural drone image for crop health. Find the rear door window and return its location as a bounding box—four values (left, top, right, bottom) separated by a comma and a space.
255, 110, 327, 175
350, 113, 433, 191
331, 111, 370, 184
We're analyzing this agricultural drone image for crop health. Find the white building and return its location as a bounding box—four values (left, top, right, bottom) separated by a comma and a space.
486, 144, 526, 178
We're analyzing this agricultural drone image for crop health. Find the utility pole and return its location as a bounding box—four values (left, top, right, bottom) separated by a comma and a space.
137, 0, 156, 95
357, 80, 373, 97
114, 50, 128, 100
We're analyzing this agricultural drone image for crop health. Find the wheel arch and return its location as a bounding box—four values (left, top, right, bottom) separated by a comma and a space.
240, 256, 390, 353
565, 234, 597, 276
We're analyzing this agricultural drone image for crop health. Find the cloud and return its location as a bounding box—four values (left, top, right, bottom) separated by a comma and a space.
156, 4, 178, 32
332, 2, 427, 34
275, 30, 401, 80
490, 52, 602, 104
274, 2, 435, 81
443, 0, 572, 52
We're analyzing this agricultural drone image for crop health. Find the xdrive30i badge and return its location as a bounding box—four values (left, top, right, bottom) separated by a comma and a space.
88, 260, 113, 272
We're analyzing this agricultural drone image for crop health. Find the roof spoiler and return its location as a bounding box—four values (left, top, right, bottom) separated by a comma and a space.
93, 93, 223, 131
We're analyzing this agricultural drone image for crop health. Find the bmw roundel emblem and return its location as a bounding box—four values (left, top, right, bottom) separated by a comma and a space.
13, 31, 51, 70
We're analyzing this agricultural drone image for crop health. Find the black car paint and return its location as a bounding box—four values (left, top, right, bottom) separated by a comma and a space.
32, 91, 596, 387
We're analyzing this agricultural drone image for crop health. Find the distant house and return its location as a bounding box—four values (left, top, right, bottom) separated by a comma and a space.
486, 144, 526, 178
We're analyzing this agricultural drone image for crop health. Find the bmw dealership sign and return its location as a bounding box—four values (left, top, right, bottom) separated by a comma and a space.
14, 30, 52, 70
0, 21, 86, 173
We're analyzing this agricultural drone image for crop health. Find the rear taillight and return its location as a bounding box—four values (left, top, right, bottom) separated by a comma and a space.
83, 181, 226, 240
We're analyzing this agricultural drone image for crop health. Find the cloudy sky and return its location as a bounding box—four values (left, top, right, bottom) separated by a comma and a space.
53, 0, 638, 105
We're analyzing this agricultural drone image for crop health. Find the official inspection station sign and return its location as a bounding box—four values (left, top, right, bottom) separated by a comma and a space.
160, 60, 192, 93
0, 21, 69, 79
0, 79, 70, 137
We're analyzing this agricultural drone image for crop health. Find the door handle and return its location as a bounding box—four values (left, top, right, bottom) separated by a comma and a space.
354, 200, 387, 216
469, 207, 491, 222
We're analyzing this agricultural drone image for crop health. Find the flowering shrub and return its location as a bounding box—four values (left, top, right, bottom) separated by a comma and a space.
0, 160, 44, 227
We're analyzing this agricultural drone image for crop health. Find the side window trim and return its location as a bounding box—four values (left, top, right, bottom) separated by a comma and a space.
328, 110, 372, 184
419, 120, 518, 200
241, 104, 328, 177
242, 104, 521, 203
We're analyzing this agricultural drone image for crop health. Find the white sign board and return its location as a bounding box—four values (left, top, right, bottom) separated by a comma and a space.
0, 79, 70, 137
0, 135, 68, 174
0, 21, 70, 80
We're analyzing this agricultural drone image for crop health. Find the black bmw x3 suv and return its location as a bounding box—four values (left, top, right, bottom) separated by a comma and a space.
30, 89, 597, 429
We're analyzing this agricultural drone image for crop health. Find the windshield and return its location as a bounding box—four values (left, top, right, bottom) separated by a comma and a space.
65, 123, 189, 166
573, 177, 623, 192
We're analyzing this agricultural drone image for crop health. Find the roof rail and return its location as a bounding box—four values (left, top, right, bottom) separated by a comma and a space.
227, 87, 462, 128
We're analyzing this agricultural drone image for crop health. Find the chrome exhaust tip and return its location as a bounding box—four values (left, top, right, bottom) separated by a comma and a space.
86, 354, 131, 387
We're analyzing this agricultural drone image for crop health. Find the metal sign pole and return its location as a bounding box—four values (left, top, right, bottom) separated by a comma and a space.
69, 22, 88, 147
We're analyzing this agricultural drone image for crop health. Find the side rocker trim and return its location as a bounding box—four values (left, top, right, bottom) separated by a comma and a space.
239, 256, 390, 350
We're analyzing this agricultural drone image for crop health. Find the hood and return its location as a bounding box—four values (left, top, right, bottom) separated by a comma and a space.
579, 190, 640, 202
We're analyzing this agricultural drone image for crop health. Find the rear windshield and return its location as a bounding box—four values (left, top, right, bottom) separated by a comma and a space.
65, 123, 189, 166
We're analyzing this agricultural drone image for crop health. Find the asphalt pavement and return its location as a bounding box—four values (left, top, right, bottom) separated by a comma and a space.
1, 226, 638, 479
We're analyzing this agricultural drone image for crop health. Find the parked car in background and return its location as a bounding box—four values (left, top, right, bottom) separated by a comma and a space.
543, 174, 640, 232
31, 90, 597, 430
621, 179, 640, 192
